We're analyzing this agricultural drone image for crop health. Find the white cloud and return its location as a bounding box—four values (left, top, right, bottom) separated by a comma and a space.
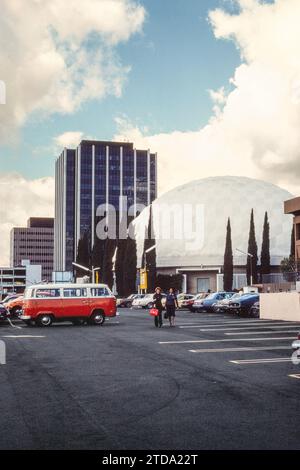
0, 174, 54, 266
115, 0, 300, 197
54, 131, 85, 149
0, 0, 146, 142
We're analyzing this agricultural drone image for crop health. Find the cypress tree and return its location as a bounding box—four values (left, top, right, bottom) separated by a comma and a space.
246, 209, 258, 285
102, 238, 117, 290
115, 238, 127, 296
123, 234, 137, 296
91, 233, 105, 283
76, 231, 91, 278
260, 211, 271, 277
223, 217, 233, 291
142, 205, 157, 292
290, 224, 295, 259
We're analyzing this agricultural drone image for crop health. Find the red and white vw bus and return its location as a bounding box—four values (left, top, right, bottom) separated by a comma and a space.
20, 283, 116, 327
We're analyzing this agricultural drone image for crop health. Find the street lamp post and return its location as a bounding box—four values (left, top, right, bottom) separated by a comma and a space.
72, 262, 101, 283
235, 248, 254, 286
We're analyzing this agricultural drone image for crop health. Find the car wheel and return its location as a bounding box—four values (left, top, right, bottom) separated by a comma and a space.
36, 314, 53, 327
147, 302, 154, 309
253, 309, 259, 319
89, 311, 105, 326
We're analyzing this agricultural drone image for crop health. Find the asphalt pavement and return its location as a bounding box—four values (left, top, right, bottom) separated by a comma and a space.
0, 308, 299, 450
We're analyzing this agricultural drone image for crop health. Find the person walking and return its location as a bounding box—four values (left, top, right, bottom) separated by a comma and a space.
153, 286, 163, 328
165, 287, 179, 327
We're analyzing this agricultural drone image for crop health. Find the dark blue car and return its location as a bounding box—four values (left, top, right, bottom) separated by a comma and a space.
228, 293, 259, 316
191, 292, 235, 313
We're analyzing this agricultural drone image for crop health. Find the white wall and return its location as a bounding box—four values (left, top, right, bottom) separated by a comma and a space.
26, 264, 42, 285
260, 292, 300, 321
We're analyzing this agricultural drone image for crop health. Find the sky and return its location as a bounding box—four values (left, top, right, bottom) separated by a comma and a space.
0, 0, 299, 265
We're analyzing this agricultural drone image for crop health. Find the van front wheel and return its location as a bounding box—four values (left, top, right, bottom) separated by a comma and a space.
36, 314, 53, 327
89, 311, 105, 326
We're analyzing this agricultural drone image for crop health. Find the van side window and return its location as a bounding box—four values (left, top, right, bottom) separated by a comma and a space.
36, 289, 60, 298
63, 288, 87, 298
91, 287, 109, 297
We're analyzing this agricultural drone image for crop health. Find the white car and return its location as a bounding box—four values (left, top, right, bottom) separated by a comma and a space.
132, 293, 166, 309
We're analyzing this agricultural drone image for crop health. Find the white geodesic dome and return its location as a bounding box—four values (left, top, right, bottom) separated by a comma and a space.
133, 176, 293, 268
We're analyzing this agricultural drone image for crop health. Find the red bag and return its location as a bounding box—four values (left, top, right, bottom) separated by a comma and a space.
150, 308, 159, 316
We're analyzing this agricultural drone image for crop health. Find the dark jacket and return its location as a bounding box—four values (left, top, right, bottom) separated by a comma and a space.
166, 293, 178, 307
153, 293, 163, 311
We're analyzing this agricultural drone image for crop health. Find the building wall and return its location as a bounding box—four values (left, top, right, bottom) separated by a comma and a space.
11, 225, 54, 281
157, 267, 219, 293
55, 140, 157, 273
260, 292, 300, 321
0, 264, 41, 298
157, 265, 283, 293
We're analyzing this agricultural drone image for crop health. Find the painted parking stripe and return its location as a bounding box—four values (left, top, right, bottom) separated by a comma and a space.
159, 336, 295, 345
225, 330, 300, 335
189, 346, 292, 353
180, 321, 299, 329
288, 374, 300, 379
230, 358, 292, 364
199, 324, 300, 332
1, 335, 46, 338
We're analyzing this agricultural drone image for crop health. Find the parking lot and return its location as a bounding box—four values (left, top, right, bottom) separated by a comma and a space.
0, 308, 300, 450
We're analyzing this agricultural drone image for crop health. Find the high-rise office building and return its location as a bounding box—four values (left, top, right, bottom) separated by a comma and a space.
10, 217, 54, 281
54, 140, 157, 272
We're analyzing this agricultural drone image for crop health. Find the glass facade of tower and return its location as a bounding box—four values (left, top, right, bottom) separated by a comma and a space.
54, 140, 157, 273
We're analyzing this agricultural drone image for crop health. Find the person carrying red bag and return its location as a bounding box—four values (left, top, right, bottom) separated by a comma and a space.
153, 286, 163, 328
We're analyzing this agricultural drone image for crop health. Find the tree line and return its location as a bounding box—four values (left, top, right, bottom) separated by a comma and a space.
223, 209, 294, 290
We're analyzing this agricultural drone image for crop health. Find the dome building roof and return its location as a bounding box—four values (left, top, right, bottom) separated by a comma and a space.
133, 176, 293, 268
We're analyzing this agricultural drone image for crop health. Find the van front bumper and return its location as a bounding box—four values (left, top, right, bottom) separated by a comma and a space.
20, 315, 31, 321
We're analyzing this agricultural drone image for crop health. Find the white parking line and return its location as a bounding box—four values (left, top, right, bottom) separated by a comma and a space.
159, 336, 295, 345
230, 358, 292, 364
189, 346, 292, 353
225, 330, 300, 335
180, 321, 299, 329
1, 335, 45, 338
288, 374, 300, 379
199, 324, 300, 332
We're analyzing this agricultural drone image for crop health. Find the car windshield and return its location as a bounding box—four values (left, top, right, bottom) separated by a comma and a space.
231, 293, 241, 299
3, 295, 18, 303
205, 293, 217, 300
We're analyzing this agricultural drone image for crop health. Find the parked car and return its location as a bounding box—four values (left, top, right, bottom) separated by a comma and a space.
132, 293, 167, 309
227, 293, 259, 316
117, 294, 144, 308
0, 303, 8, 322
2, 293, 23, 303
249, 301, 260, 318
213, 293, 243, 313
292, 333, 300, 362
20, 283, 116, 327
181, 293, 207, 311
4, 295, 24, 318
191, 292, 235, 313
177, 294, 195, 309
